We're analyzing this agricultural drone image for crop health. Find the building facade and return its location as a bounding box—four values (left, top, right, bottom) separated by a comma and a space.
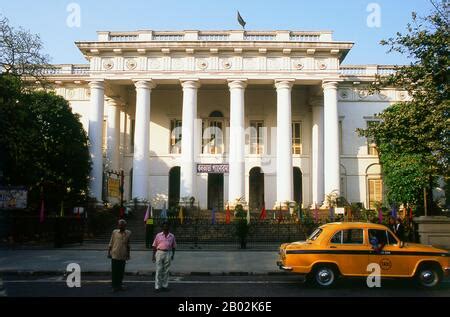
44, 30, 408, 210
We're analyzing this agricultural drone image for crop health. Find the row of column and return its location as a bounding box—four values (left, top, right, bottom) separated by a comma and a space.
87, 79, 341, 206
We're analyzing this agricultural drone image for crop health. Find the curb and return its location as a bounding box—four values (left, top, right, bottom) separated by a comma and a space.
0, 270, 288, 277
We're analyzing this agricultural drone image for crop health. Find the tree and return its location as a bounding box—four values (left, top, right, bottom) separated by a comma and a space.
0, 75, 91, 211
0, 15, 91, 212
358, 1, 449, 213
0, 75, 90, 210
0, 15, 51, 83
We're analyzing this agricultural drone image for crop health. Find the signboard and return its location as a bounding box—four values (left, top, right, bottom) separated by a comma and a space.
197, 164, 229, 174
107, 177, 120, 198
0, 187, 27, 209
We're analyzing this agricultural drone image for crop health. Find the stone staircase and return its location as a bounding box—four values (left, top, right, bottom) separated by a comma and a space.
83, 209, 308, 248
84, 207, 148, 246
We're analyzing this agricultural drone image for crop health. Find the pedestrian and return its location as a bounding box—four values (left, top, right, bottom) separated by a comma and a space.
108, 219, 131, 292
395, 217, 406, 241
152, 222, 176, 293
388, 216, 396, 233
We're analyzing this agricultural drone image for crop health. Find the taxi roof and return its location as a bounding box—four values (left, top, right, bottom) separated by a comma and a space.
320, 222, 389, 231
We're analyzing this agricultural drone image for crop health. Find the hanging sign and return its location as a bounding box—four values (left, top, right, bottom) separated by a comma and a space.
197, 164, 229, 174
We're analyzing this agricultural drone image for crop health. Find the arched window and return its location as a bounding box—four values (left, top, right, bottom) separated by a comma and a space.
249, 167, 265, 210
209, 111, 224, 118
203, 110, 225, 154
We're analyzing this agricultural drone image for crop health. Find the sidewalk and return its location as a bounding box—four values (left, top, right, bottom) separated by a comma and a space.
0, 249, 281, 276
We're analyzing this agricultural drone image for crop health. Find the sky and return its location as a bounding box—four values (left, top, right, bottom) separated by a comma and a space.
0, 0, 436, 65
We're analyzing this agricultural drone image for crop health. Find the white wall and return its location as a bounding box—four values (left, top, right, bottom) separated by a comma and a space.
339, 100, 394, 207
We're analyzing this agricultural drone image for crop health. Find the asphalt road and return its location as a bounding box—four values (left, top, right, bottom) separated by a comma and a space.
1, 274, 449, 297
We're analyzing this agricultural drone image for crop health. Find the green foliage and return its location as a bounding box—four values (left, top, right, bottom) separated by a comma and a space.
0, 74, 91, 211
358, 3, 449, 211
378, 149, 430, 205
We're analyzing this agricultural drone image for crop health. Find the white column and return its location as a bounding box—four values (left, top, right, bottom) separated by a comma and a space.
180, 79, 200, 199
106, 98, 121, 171
311, 98, 324, 206
132, 80, 155, 201
228, 79, 247, 203
323, 81, 340, 197
88, 80, 105, 203
275, 79, 294, 205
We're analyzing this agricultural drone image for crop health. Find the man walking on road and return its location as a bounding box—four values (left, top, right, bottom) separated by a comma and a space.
108, 219, 131, 292
152, 222, 176, 292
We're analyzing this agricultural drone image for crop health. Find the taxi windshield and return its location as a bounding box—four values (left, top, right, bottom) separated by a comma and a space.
307, 228, 323, 241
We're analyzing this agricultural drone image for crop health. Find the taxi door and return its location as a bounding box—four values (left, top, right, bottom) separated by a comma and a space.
368, 229, 412, 277
327, 228, 371, 276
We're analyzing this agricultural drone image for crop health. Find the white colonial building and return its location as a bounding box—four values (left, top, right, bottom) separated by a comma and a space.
43, 29, 408, 210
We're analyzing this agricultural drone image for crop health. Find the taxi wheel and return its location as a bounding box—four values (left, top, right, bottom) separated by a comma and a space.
415, 265, 442, 288
313, 265, 338, 288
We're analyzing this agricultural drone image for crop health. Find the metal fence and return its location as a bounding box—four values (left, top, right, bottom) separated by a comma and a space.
1, 215, 85, 246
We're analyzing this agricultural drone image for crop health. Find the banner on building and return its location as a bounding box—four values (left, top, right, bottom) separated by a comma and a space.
197, 164, 229, 174
0, 187, 28, 209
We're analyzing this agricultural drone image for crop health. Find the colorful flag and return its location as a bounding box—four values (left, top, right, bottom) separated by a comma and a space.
39, 199, 45, 223
259, 204, 267, 220
391, 205, 397, 218
225, 205, 231, 224
179, 206, 184, 224
246, 208, 251, 224
144, 204, 150, 222
378, 207, 383, 224
212, 208, 216, 225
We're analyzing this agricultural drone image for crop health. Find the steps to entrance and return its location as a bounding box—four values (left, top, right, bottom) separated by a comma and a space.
84, 208, 307, 249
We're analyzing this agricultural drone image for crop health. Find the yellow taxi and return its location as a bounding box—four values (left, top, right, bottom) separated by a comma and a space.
277, 222, 449, 288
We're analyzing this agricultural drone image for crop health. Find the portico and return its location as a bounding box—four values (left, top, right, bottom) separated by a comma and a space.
86, 77, 338, 209
45, 29, 400, 210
